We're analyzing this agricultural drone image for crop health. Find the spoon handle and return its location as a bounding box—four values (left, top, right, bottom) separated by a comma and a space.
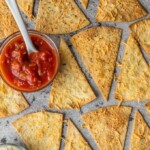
5, 0, 36, 53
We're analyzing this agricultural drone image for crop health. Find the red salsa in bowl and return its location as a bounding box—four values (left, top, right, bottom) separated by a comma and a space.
0, 30, 60, 92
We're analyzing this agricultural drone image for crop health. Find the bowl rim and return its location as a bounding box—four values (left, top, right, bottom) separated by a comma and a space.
0, 30, 60, 92
0, 143, 26, 149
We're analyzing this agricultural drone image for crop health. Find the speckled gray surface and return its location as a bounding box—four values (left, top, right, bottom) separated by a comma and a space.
0, 0, 150, 150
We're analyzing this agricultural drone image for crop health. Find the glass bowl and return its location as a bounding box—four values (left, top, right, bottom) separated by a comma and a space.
0, 30, 60, 92
0, 144, 26, 150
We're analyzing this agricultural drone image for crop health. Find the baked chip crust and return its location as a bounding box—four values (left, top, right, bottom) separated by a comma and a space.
96, 0, 147, 22
81, 0, 88, 8
131, 111, 150, 150
65, 120, 91, 150
130, 19, 150, 57
17, 0, 34, 19
71, 26, 122, 100
49, 39, 95, 109
145, 103, 150, 114
36, 0, 90, 34
0, 0, 18, 39
82, 106, 131, 150
13, 111, 63, 150
115, 35, 150, 101
0, 77, 29, 118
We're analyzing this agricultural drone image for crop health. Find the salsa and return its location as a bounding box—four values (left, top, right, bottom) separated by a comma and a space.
0, 33, 59, 92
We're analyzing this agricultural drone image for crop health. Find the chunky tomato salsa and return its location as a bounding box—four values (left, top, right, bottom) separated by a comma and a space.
0, 34, 59, 92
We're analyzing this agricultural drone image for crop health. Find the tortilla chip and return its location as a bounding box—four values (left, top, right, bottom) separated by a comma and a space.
115, 35, 150, 101
131, 111, 150, 150
0, 77, 29, 118
17, 0, 34, 19
65, 120, 91, 150
130, 19, 150, 57
96, 0, 147, 22
82, 106, 131, 150
0, 0, 18, 39
145, 103, 150, 114
49, 39, 95, 109
36, 0, 90, 34
81, 0, 88, 8
71, 27, 122, 100
13, 111, 63, 150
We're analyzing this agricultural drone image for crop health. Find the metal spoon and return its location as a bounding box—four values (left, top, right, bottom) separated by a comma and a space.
5, 0, 37, 53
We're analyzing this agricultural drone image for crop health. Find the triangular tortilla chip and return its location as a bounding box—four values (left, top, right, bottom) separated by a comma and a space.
131, 111, 150, 150
82, 106, 131, 150
130, 19, 150, 57
0, 0, 18, 39
13, 111, 63, 150
65, 120, 91, 150
81, 0, 88, 8
145, 103, 150, 114
0, 77, 29, 118
71, 27, 122, 100
17, 0, 34, 19
49, 39, 95, 109
35, 0, 90, 34
115, 35, 150, 101
96, 0, 147, 22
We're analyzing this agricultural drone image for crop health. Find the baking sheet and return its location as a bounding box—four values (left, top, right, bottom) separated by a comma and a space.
0, 0, 150, 149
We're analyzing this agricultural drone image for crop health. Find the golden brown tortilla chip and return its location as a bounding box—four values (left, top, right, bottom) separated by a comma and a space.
130, 19, 150, 57
115, 35, 150, 101
65, 120, 91, 150
13, 111, 63, 150
49, 39, 95, 109
82, 106, 131, 150
71, 26, 122, 100
81, 0, 88, 8
131, 111, 150, 150
17, 0, 34, 19
36, 0, 90, 34
145, 103, 150, 114
96, 0, 147, 22
0, 0, 18, 39
0, 77, 29, 118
